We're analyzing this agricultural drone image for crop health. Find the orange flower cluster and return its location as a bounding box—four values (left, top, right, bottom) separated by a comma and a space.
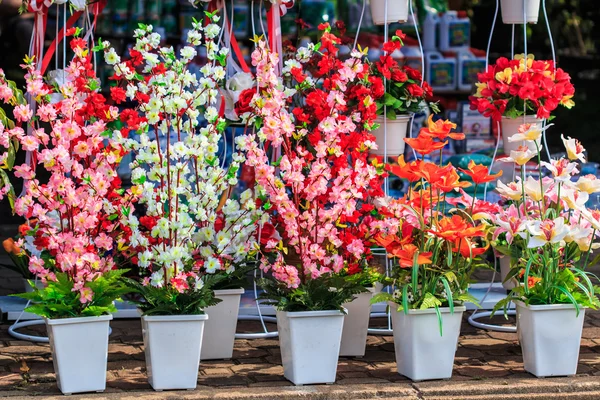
378, 116, 495, 269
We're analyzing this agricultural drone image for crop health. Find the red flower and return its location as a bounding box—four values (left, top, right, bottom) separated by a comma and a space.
404, 66, 422, 81
391, 68, 408, 83
110, 86, 127, 104
290, 67, 306, 84
407, 83, 424, 97
235, 88, 255, 115
383, 41, 401, 54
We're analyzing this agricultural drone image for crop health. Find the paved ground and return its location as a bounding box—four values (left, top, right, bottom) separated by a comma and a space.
0, 314, 599, 399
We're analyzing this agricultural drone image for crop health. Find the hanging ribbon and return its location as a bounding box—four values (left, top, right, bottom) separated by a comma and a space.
40, 1, 107, 74
28, 0, 51, 71
265, 0, 294, 74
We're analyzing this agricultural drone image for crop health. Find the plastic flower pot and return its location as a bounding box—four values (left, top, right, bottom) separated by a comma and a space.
46, 314, 112, 395
371, 114, 412, 157
201, 288, 244, 360
516, 301, 585, 377
391, 304, 465, 381
340, 288, 375, 357
501, 115, 543, 155
500, 0, 540, 24
277, 309, 345, 385
499, 257, 518, 290
142, 314, 208, 391
370, 0, 409, 25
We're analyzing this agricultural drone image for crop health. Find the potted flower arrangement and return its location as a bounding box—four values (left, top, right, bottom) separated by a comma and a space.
500, 0, 540, 25
102, 17, 261, 389
373, 117, 499, 381
237, 24, 388, 384
469, 55, 574, 155
492, 130, 600, 377
370, 0, 409, 25
1, 32, 134, 395
370, 30, 435, 157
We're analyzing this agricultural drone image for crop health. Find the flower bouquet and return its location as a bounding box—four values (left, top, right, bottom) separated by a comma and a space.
102, 17, 261, 389
369, 30, 435, 156
374, 116, 499, 380
469, 54, 575, 154
491, 129, 600, 377
1, 32, 134, 395
238, 26, 389, 384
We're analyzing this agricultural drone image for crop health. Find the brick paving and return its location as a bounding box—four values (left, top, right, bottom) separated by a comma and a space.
0, 313, 599, 398
1, 250, 600, 398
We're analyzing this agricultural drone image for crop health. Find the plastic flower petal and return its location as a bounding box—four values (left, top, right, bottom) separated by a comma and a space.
404, 135, 447, 156
541, 158, 578, 182
523, 218, 569, 248
498, 145, 538, 166
459, 160, 502, 185
392, 243, 433, 268
575, 175, 600, 194
561, 134, 586, 163
420, 115, 464, 140
496, 180, 522, 201
507, 122, 549, 142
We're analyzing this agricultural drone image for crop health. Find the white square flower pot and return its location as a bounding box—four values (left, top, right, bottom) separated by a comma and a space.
142, 314, 208, 390
516, 301, 585, 377
371, 114, 412, 157
277, 309, 345, 385
501, 115, 543, 155
340, 288, 375, 357
500, 0, 540, 24
391, 305, 465, 381
201, 288, 244, 360
370, 0, 409, 25
46, 314, 112, 395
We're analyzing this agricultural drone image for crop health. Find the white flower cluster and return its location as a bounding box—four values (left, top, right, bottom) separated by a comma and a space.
109, 18, 261, 289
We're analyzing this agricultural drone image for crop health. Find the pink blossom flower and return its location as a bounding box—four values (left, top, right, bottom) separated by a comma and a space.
13, 104, 33, 122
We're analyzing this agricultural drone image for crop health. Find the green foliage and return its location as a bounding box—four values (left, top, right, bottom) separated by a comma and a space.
258, 274, 368, 312
493, 247, 600, 318
12, 270, 131, 319
126, 274, 222, 316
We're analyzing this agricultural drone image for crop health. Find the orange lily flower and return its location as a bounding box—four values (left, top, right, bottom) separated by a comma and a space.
430, 215, 471, 242
431, 166, 472, 193
452, 237, 489, 258
402, 187, 440, 210
404, 134, 447, 156
393, 243, 433, 268
374, 232, 411, 255
420, 115, 465, 140
460, 160, 503, 185
414, 161, 444, 184
387, 155, 421, 182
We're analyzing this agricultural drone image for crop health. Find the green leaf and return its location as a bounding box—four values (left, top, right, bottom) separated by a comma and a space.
402, 284, 409, 315
421, 292, 442, 310
440, 277, 454, 314
435, 305, 443, 336
383, 93, 398, 106
411, 252, 419, 297
523, 257, 534, 295
551, 285, 580, 317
